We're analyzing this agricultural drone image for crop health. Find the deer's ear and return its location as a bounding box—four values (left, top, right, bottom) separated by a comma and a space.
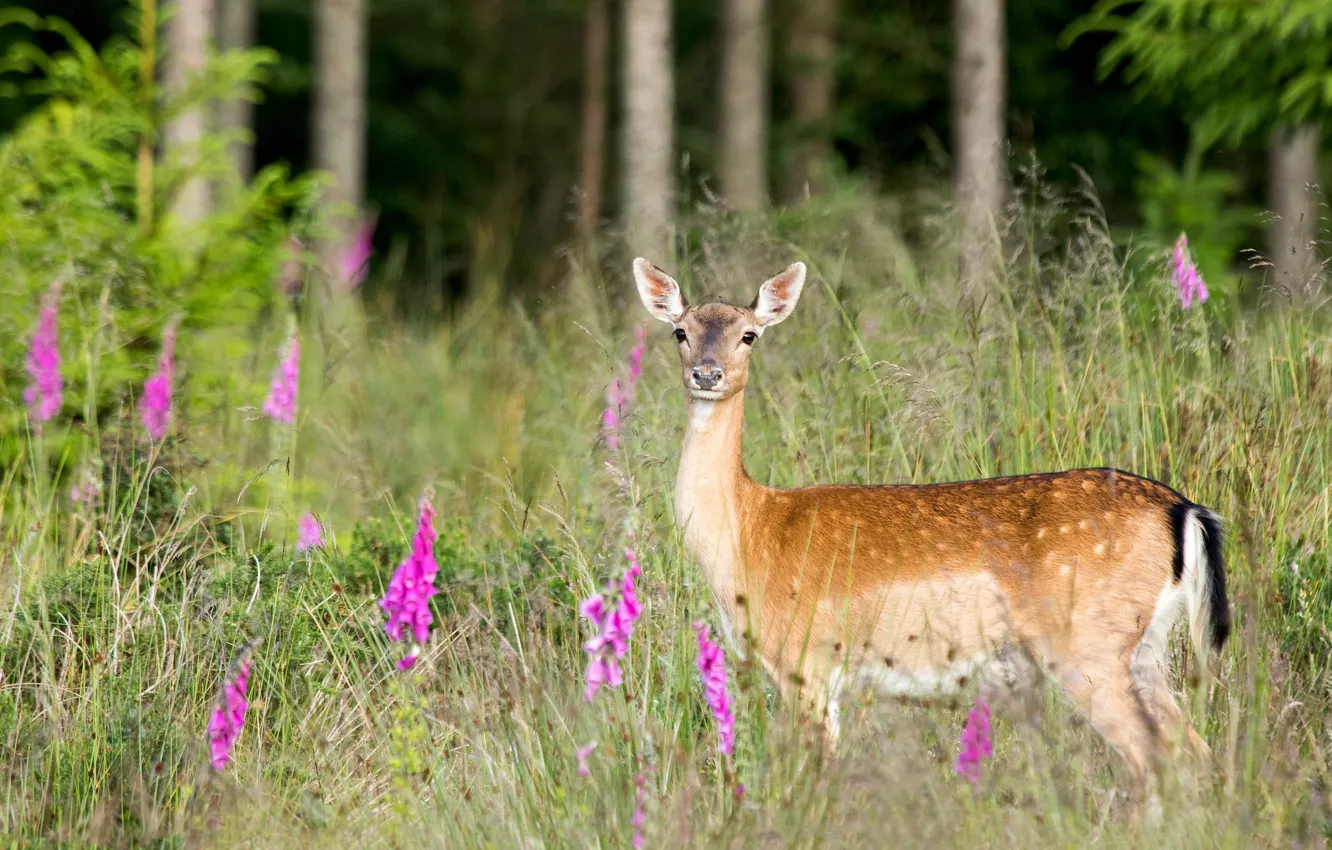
752, 262, 806, 327
633, 258, 687, 323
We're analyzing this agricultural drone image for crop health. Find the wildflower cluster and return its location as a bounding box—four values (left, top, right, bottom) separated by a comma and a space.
24, 288, 63, 425
603, 325, 646, 449
339, 217, 376, 288
263, 334, 301, 425
631, 770, 648, 849
380, 498, 441, 670
141, 323, 177, 440
69, 462, 102, 507
207, 653, 255, 772
296, 512, 324, 552
69, 481, 100, 506
575, 742, 596, 779
580, 542, 644, 701
1172, 233, 1209, 309
20, 223, 375, 437
955, 696, 993, 783
693, 622, 736, 757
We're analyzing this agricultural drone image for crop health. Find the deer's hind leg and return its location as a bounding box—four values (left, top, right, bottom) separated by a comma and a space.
1054, 656, 1166, 823
764, 646, 844, 755
1131, 640, 1210, 764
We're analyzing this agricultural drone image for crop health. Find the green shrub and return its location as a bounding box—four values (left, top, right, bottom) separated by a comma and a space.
0, 7, 323, 476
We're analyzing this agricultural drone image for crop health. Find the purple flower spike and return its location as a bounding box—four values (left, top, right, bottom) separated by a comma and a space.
381, 498, 440, 667
576, 742, 596, 779
602, 324, 649, 450
1171, 233, 1209, 310
262, 334, 300, 425
628, 325, 646, 383
580, 546, 644, 701
24, 288, 63, 425
296, 512, 323, 552
694, 622, 736, 757
70, 478, 101, 507
631, 771, 647, 849
339, 216, 376, 289
141, 324, 177, 440
603, 380, 624, 449
955, 696, 994, 784
208, 656, 254, 772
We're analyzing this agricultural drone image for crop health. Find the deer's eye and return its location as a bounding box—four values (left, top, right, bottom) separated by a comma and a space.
740, 331, 757, 345
674, 328, 687, 343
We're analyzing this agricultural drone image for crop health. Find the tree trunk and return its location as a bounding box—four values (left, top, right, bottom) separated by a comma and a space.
1267, 123, 1321, 302
216, 0, 255, 182
953, 0, 1006, 292
314, 0, 367, 302
622, 0, 675, 261
719, 0, 769, 210
164, 0, 213, 223
137, 0, 158, 235
577, 0, 609, 241
783, 0, 835, 202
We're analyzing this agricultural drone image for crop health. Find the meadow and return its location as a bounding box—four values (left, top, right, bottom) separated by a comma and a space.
2, 185, 1331, 849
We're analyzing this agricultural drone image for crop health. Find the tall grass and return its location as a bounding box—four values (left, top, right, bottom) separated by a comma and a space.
2, 187, 1330, 847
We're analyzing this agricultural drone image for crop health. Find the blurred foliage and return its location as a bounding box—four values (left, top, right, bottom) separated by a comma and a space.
1075, 0, 1332, 146
0, 4, 323, 470
2, 0, 1285, 310
0, 0, 1323, 381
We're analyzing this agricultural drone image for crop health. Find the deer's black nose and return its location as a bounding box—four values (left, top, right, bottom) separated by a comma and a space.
692, 362, 723, 390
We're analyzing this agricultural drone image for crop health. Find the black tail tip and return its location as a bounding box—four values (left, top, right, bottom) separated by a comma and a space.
1199, 510, 1231, 651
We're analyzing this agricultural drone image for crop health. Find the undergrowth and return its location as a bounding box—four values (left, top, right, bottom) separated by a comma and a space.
2, 187, 1332, 848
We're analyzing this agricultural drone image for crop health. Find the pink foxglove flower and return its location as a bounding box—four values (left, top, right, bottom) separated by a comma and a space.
694, 622, 736, 757
1171, 233, 1209, 309
627, 325, 645, 384
339, 216, 376, 289
70, 467, 101, 507
141, 323, 177, 440
602, 325, 648, 449
262, 334, 300, 425
24, 289, 63, 425
296, 512, 324, 552
631, 771, 647, 849
381, 498, 440, 670
954, 696, 993, 783
207, 653, 255, 772
575, 742, 596, 779
603, 380, 625, 450
581, 546, 644, 701
70, 482, 100, 506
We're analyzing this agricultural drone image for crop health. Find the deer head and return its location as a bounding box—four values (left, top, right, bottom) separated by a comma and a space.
633, 258, 806, 400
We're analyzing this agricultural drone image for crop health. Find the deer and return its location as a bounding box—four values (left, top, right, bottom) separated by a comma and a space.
632, 257, 1230, 812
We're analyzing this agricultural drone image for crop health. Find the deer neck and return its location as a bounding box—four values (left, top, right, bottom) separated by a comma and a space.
675, 390, 754, 635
